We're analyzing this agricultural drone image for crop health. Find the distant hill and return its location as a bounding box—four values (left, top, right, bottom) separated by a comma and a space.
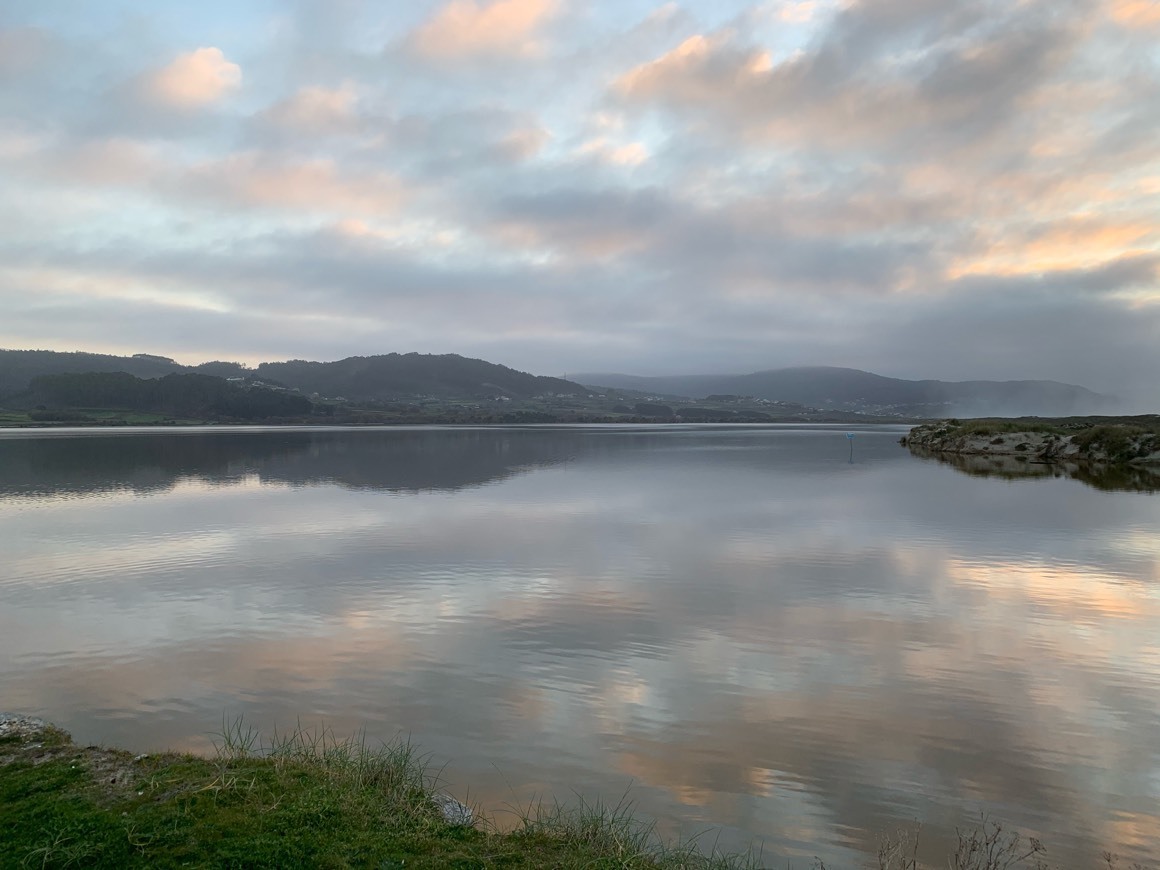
0, 350, 186, 394
1, 351, 1115, 417
575, 367, 1116, 417
0, 350, 588, 402
255, 354, 584, 400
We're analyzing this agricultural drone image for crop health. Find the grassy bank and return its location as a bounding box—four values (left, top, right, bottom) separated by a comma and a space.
1, 717, 757, 869
0, 409, 202, 427
916, 415, 1160, 439
5, 717, 1150, 869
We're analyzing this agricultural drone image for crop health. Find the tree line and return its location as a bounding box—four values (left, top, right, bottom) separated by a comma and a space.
21, 372, 318, 420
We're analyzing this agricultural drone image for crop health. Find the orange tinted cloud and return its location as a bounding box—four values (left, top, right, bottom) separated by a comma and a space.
616, 34, 738, 101
948, 220, 1159, 278
1108, 0, 1160, 27
576, 138, 649, 166
410, 0, 558, 60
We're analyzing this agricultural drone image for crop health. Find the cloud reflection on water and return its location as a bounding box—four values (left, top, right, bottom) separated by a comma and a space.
0, 426, 1157, 867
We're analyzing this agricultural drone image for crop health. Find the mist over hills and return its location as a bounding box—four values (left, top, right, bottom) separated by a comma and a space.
0, 351, 1117, 418
576, 367, 1116, 417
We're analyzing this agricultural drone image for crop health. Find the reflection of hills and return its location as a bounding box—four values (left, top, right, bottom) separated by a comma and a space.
254, 429, 591, 492
0, 429, 598, 498
911, 448, 1160, 493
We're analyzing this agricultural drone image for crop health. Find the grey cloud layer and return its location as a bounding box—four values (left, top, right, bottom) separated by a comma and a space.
0, 0, 1157, 401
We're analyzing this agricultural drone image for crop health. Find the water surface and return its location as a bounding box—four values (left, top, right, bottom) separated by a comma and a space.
1, 425, 1157, 867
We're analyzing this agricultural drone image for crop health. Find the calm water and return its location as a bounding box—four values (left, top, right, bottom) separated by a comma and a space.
1, 425, 1158, 867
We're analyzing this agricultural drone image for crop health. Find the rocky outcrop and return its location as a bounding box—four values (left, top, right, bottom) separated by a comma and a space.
901, 422, 1160, 465
0, 713, 50, 743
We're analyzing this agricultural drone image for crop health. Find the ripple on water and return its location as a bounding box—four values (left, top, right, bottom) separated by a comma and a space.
2, 427, 1159, 868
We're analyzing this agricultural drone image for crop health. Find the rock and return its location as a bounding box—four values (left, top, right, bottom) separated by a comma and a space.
432, 792, 475, 826
0, 713, 49, 740
902, 421, 1160, 467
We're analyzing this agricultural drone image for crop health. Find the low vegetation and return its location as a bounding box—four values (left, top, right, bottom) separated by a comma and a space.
1071, 425, 1160, 463
935, 419, 1064, 438
902, 416, 1160, 467
1, 718, 757, 869
934, 416, 1160, 438
3, 718, 1152, 869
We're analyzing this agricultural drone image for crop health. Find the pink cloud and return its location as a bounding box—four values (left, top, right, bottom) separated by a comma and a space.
143, 47, 241, 108
576, 138, 648, 167
948, 221, 1160, 279
1108, 0, 1160, 27
409, 0, 558, 60
179, 153, 407, 217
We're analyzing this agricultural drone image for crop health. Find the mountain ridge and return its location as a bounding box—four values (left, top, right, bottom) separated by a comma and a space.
574, 366, 1116, 417
0, 351, 1116, 417
0, 350, 587, 402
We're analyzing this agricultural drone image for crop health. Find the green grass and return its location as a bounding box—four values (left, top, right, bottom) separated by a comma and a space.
0, 408, 204, 427
0, 720, 759, 869
72, 409, 178, 423
5, 720, 1153, 869
937, 419, 1064, 438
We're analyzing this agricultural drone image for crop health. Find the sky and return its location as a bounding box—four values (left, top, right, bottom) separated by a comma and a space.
0, 0, 1157, 401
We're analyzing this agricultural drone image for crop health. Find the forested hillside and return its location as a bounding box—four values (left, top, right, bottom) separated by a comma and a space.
19, 372, 315, 420
1, 350, 583, 401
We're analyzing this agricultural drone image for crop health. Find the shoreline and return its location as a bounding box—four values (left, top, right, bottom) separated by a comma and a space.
7, 714, 1156, 869
3, 713, 1130, 870
0, 418, 916, 432
2, 713, 762, 869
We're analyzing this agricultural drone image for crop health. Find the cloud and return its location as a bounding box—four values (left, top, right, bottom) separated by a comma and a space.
140, 47, 241, 108
497, 125, 550, 161
173, 152, 408, 216
1108, 0, 1160, 27
0, 1, 1157, 403
258, 83, 359, 134
408, 0, 558, 60
776, 1, 824, 23
614, 4, 1087, 157
948, 222, 1160, 279
0, 26, 55, 79
576, 138, 649, 167
34, 138, 162, 186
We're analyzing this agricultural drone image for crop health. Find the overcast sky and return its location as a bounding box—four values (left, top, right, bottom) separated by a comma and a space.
1, 0, 1157, 399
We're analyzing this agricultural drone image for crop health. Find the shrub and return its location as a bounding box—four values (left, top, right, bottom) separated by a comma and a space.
1073, 425, 1148, 462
